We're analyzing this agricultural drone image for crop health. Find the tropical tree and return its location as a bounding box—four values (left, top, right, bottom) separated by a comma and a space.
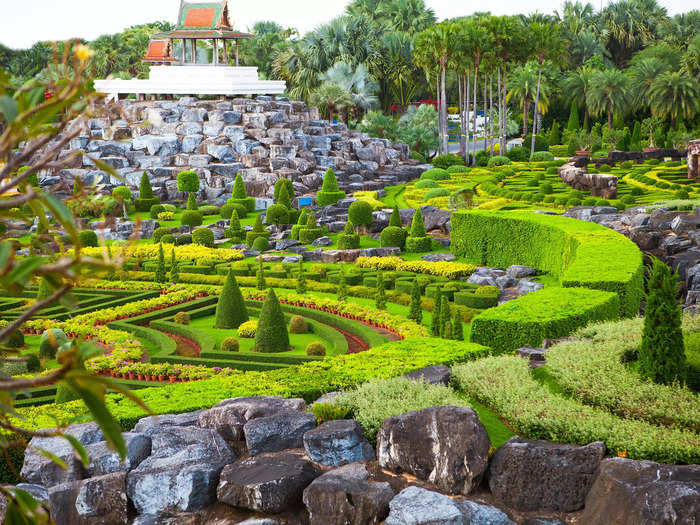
564, 65, 597, 129
627, 57, 669, 111
375, 0, 436, 32
507, 63, 540, 136
310, 82, 353, 122
647, 71, 700, 128
586, 68, 630, 129
320, 61, 379, 119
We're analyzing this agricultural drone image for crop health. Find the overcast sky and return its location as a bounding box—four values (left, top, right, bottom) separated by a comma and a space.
0, 0, 690, 49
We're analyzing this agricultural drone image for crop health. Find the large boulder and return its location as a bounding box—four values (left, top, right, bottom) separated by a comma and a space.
49, 472, 128, 525
243, 410, 316, 455
402, 365, 451, 386
377, 405, 490, 495
198, 396, 306, 440
303, 463, 393, 525
21, 422, 104, 487
303, 419, 375, 466
85, 432, 151, 476
126, 426, 235, 515
132, 410, 205, 437
488, 438, 606, 512
217, 452, 320, 513
580, 457, 700, 524
384, 486, 464, 525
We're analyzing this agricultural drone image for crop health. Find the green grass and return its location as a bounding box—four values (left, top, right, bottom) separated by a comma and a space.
465, 397, 514, 448
381, 185, 409, 209
188, 314, 334, 355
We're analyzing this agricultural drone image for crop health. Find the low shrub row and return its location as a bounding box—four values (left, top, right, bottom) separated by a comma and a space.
355, 256, 475, 279
452, 356, 700, 464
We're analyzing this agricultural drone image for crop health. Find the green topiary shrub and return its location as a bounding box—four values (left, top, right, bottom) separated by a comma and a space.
338, 221, 360, 249
306, 342, 326, 356
348, 200, 374, 228
55, 384, 80, 404
174, 311, 190, 325
192, 227, 214, 247
214, 271, 249, 329
252, 236, 270, 252
221, 337, 239, 352
265, 203, 289, 225
289, 315, 308, 334
274, 178, 294, 202
423, 188, 450, 201
150, 204, 166, 219
237, 320, 258, 338
135, 171, 160, 211
380, 226, 406, 249
39, 329, 68, 359
219, 204, 234, 219
505, 146, 528, 162
78, 230, 98, 247
5, 329, 24, 348
447, 165, 470, 174
199, 205, 219, 216
415, 179, 439, 189
175, 233, 192, 245
186, 192, 198, 211
567, 198, 582, 207
177, 170, 200, 193
181, 210, 203, 228
599, 163, 612, 172
316, 168, 346, 206
487, 156, 512, 168
420, 168, 449, 181
229, 173, 256, 212
639, 258, 686, 385
582, 197, 597, 205
152, 227, 172, 243
25, 353, 41, 373
620, 160, 634, 169
254, 289, 290, 352
406, 237, 432, 252
530, 151, 554, 162
596, 199, 610, 206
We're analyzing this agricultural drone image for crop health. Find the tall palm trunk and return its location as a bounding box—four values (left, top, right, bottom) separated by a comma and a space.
501, 63, 508, 154
466, 72, 471, 165
523, 100, 529, 137
458, 76, 464, 156
472, 65, 479, 166
489, 74, 494, 156
531, 66, 542, 157
441, 61, 448, 155
483, 75, 488, 155
436, 75, 442, 155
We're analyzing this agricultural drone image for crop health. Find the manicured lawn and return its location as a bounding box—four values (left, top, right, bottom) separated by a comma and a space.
189, 314, 334, 355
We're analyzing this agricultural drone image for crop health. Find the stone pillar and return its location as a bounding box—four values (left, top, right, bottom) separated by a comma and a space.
688, 139, 700, 180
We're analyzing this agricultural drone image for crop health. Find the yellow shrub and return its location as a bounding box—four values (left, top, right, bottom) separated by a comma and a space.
237, 320, 258, 338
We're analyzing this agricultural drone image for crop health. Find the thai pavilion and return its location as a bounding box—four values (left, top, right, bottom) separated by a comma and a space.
94, 1, 285, 100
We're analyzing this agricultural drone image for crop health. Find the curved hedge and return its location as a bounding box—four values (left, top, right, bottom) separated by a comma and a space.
451, 210, 644, 351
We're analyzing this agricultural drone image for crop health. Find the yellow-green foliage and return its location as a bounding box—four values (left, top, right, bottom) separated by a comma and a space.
237, 320, 258, 338
353, 191, 386, 210
355, 256, 475, 279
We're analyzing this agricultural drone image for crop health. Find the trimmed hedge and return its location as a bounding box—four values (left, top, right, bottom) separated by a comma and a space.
451, 211, 643, 318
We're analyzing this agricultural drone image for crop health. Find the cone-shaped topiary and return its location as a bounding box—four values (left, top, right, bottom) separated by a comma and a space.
409, 208, 426, 237
452, 310, 463, 340
277, 183, 292, 209
296, 258, 307, 294
233, 173, 247, 199
440, 295, 451, 338
253, 214, 264, 232
306, 213, 317, 228
316, 168, 346, 206
186, 192, 198, 210
274, 178, 294, 201
254, 288, 290, 352
431, 292, 442, 336
408, 279, 422, 323
639, 258, 686, 385
256, 255, 266, 290
343, 221, 354, 234
291, 208, 309, 240
338, 220, 360, 249
375, 272, 387, 310
214, 271, 249, 329
338, 264, 348, 302
389, 205, 402, 227
140, 171, 154, 199
155, 243, 167, 283
566, 100, 579, 133
169, 249, 179, 283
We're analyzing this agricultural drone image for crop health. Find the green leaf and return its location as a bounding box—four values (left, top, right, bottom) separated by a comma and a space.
0, 241, 13, 272
73, 385, 126, 459
63, 433, 89, 467
4, 257, 45, 289
0, 95, 18, 124
35, 448, 67, 470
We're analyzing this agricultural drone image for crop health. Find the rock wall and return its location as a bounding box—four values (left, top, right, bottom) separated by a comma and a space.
689, 139, 700, 179
38, 96, 423, 204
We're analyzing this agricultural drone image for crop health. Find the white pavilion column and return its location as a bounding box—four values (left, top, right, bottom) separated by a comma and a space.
213, 39, 219, 65
191, 40, 197, 64
235, 40, 239, 66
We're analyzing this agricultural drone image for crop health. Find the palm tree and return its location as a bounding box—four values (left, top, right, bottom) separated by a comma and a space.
586, 68, 630, 129
507, 63, 539, 136
527, 20, 563, 155
647, 71, 700, 128
321, 62, 379, 119
627, 57, 669, 111
372, 32, 418, 108
659, 12, 700, 49
571, 31, 606, 66
564, 66, 596, 128
556, 1, 596, 36
682, 35, 700, 79
376, 0, 436, 32
310, 83, 353, 122
272, 44, 319, 102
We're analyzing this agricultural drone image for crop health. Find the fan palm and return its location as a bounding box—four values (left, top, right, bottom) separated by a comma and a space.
586, 68, 630, 129
321, 62, 379, 118
507, 63, 540, 136
627, 57, 669, 111
682, 35, 700, 79
647, 71, 700, 128
310, 83, 353, 122
376, 0, 436, 33
564, 66, 596, 128
556, 1, 596, 36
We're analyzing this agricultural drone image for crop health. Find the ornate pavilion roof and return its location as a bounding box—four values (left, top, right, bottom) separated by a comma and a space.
153, 1, 253, 39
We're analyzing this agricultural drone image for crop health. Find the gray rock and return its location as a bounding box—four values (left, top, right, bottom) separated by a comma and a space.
506, 265, 536, 279
132, 410, 204, 437
580, 457, 700, 524
495, 276, 518, 289
489, 437, 606, 512
181, 108, 207, 122
74, 472, 128, 524
312, 391, 342, 405
217, 452, 320, 513
243, 410, 316, 455
522, 519, 566, 525
671, 214, 699, 234
85, 432, 151, 476
21, 422, 103, 487
468, 274, 498, 287
456, 500, 516, 525
275, 239, 301, 250
518, 279, 544, 295
236, 520, 280, 525
207, 144, 236, 162
421, 253, 456, 262
377, 405, 490, 495
385, 486, 464, 525
198, 396, 306, 440
303, 420, 375, 466
303, 463, 393, 525
282, 254, 302, 263
402, 364, 451, 386
311, 235, 333, 247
